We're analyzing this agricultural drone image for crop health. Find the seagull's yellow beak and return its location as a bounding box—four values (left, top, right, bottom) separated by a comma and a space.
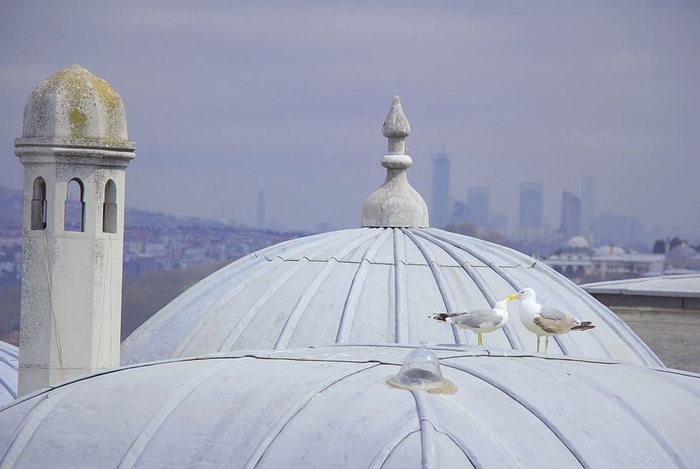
506, 294, 519, 302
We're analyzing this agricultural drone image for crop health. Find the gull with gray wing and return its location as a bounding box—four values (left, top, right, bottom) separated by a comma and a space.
430, 298, 509, 346
508, 287, 595, 353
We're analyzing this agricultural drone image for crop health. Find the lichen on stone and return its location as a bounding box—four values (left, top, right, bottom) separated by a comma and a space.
69, 107, 88, 140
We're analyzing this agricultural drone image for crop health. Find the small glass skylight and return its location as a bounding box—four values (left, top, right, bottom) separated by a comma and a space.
387, 341, 457, 394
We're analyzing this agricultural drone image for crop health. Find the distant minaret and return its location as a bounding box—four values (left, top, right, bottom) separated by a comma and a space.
257, 189, 266, 229
15, 65, 135, 395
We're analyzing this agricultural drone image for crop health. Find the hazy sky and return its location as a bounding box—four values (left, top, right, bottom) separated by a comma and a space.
1, 1, 698, 236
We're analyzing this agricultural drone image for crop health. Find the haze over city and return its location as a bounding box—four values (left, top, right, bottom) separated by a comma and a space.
1, 1, 698, 238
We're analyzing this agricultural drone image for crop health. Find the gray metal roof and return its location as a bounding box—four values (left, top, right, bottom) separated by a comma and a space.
582, 274, 700, 310
0, 341, 18, 406
1, 345, 698, 468
583, 274, 700, 298
122, 227, 661, 367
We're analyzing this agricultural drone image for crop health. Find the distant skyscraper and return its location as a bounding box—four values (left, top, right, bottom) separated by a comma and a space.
581, 175, 595, 234
467, 187, 490, 226
257, 189, 265, 229
558, 191, 581, 238
519, 183, 543, 230
432, 151, 450, 228
594, 213, 645, 247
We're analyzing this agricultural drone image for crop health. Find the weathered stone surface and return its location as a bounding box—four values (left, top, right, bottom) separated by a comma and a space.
20, 64, 131, 148
15, 65, 134, 395
362, 96, 429, 228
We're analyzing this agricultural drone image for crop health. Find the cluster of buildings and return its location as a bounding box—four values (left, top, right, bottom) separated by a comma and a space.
0, 192, 304, 282
430, 152, 700, 282
430, 152, 674, 250
121, 210, 304, 275
543, 235, 700, 283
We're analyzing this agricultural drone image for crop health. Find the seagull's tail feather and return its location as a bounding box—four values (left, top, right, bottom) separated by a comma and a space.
572, 321, 595, 331
430, 313, 450, 322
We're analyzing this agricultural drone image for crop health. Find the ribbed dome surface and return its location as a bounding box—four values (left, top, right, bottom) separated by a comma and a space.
0, 342, 17, 406
1, 346, 697, 468
122, 228, 661, 366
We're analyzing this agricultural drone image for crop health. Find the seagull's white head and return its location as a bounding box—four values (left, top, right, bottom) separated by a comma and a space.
507, 288, 536, 303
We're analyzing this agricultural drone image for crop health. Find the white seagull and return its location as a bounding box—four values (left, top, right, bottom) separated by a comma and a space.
507, 287, 595, 353
430, 298, 509, 346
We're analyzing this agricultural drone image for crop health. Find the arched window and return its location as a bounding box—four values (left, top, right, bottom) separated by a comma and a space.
103, 180, 117, 234
31, 177, 47, 230
64, 178, 85, 232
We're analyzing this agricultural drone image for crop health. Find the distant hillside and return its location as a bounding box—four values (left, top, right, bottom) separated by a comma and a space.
0, 184, 303, 234
0, 184, 309, 344
0, 186, 22, 236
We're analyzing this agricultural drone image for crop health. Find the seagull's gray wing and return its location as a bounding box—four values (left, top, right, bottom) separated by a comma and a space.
539, 305, 569, 320
451, 308, 501, 328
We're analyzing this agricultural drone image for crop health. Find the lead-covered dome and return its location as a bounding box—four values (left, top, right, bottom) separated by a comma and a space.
122, 96, 660, 367
1, 346, 698, 468
122, 227, 660, 366
0, 341, 17, 406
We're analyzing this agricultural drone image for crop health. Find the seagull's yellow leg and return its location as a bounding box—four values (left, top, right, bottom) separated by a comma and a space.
478, 333, 483, 346
545, 336, 549, 354
536, 336, 541, 353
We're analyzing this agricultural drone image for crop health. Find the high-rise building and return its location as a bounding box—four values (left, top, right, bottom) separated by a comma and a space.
595, 213, 645, 247
581, 175, 595, 235
519, 183, 543, 230
431, 151, 450, 228
467, 187, 490, 226
558, 191, 581, 238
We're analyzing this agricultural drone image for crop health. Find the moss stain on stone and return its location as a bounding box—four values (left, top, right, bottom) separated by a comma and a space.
70, 107, 88, 139
34, 65, 128, 145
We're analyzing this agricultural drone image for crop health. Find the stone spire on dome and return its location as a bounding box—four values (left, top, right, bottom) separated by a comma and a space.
362, 96, 429, 228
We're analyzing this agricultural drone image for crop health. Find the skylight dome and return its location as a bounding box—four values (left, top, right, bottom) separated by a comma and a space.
387, 341, 456, 394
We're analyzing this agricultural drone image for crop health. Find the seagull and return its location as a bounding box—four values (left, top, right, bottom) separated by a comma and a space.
430, 298, 509, 346
507, 287, 595, 353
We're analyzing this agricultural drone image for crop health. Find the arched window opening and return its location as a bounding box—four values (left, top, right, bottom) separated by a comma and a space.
64, 178, 85, 232
31, 177, 47, 230
103, 180, 117, 234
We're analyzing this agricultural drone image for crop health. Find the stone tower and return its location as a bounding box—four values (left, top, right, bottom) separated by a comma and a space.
15, 65, 135, 395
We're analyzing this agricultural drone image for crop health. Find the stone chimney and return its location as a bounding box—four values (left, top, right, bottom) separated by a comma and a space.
15, 65, 135, 395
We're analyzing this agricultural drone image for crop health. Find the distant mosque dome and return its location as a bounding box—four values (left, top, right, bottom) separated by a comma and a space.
18, 64, 129, 146
566, 236, 589, 250
0, 341, 17, 406
665, 245, 700, 268
3, 345, 699, 468
121, 97, 660, 368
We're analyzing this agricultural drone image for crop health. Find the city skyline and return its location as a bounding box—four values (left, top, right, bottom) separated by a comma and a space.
1, 2, 698, 238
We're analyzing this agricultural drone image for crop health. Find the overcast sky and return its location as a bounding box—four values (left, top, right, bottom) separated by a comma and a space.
1, 1, 698, 237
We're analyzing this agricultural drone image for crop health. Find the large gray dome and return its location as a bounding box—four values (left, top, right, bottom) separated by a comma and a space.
1, 345, 698, 468
122, 227, 661, 366
0, 341, 17, 406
